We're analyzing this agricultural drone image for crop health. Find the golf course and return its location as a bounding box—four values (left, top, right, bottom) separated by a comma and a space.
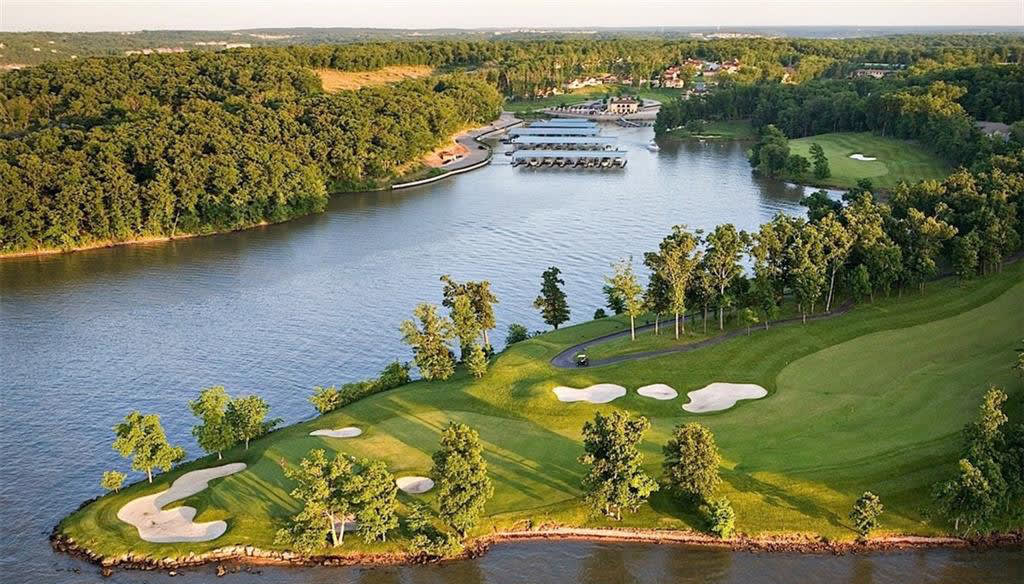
788, 132, 950, 190
56, 261, 1023, 563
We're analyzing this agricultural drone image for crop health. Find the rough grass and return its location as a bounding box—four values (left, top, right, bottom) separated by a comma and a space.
59, 264, 1024, 559
314, 65, 433, 92
788, 132, 950, 190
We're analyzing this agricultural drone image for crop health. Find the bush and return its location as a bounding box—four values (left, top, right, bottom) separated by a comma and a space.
593, 308, 608, 319
309, 361, 412, 415
700, 497, 735, 539
309, 385, 341, 414
405, 502, 461, 557
377, 361, 411, 390
506, 323, 529, 345
100, 470, 126, 493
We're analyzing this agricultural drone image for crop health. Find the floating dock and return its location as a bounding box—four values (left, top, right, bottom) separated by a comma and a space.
510, 136, 619, 150
511, 149, 628, 168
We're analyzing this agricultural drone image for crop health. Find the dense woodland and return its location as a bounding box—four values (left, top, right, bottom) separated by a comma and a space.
3, 35, 1024, 253
0, 52, 501, 252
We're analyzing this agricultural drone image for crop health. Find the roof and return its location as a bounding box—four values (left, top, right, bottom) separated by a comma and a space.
511, 136, 618, 145
529, 119, 599, 127
512, 149, 628, 159
508, 127, 602, 136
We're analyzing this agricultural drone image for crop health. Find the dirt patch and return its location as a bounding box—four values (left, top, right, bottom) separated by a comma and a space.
315, 65, 433, 92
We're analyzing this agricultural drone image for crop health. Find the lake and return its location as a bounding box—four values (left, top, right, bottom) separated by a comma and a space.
1, 126, 1017, 582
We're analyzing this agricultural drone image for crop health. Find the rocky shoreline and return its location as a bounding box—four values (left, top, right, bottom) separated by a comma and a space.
50, 524, 1023, 576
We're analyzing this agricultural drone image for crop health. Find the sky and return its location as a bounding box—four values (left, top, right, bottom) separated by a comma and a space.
1, 0, 1022, 32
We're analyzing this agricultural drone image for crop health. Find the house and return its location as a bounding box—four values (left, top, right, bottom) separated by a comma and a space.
853, 68, 897, 79
606, 96, 641, 115
660, 66, 686, 88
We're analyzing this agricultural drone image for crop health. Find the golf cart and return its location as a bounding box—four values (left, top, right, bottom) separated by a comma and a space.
575, 352, 589, 367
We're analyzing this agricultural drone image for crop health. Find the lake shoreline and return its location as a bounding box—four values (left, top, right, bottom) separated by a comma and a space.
50, 525, 1023, 574
0, 115, 522, 261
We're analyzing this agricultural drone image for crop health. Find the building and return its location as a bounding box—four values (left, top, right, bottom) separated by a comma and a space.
606, 96, 640, 115
853, 68, 897, 79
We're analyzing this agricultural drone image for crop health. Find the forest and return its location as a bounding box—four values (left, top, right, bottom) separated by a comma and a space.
0, 52, 501, 253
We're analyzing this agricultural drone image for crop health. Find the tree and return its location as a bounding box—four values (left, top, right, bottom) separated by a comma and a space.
818, 213, 853, 312
810, 142, 830, 179
310, 386, 341, 414
849, 263, 872, 303
701, 498, 736, 538
704, 224, 744, 330
749, 124, 790, 178
226, 395, 278, 450
789, 223, 825, 322
580, 411, 659, 520
465, 343, 488, 378
602, 284, 626, 315
432, 422, 493, 538
662, 422, 721, 501
952, 231, 981, 283
450, 294, 481, 361
400, 303, 456, 381
849, 491, 884, 540
740, 307, 759, 334
466, 280, 499, 348
606, 258, 645, 340
655, 225, 701, 339
505, 323, 529, 345
353, 459, 399, 543
786, 153, 811, 178
933, 458, 998, 535
534, 266, 570, 329
801, 190, 842, 223
593, 308, 608, 319
962, 386, 1008, 462
276, 449, 360, 550
101, 470, 126, 493
113, 412, 184, 483
642, 268, 671, 336
190, 386, 237, 459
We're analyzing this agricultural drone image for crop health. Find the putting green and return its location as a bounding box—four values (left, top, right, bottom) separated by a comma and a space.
788, 132, 950, 190
59, 264, 1023, 559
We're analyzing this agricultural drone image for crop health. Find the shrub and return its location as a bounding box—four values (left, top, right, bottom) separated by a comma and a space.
505, 323, 529, 345
377, 361, 411, 390
849, 491, 884, 540
593, 308, 608, 319
700, 497, 735, 539
100, 470, 126, 493
405, 502, 461, 557
309, 385, 341, 414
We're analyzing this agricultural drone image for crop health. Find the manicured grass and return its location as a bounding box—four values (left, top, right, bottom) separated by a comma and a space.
60, 264, 1023, 559
665, 119, 757, 141
788, 132, 950, 190
314, 65, 434, 92
504, 84, 685, 113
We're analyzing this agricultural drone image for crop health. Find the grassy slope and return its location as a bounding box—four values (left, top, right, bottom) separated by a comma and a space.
664, 119, 757, 141
60, 264, 1023, 559
788, 132, 950, 190
314, 65, 434, 92
505, 85, 685, 113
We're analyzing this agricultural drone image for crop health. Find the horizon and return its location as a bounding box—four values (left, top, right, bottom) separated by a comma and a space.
2, 1, 1023, 33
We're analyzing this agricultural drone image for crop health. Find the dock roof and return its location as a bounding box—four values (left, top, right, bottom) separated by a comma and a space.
508, 127, 602, 137
512, 149, 628, 159
511, 136, 618, 145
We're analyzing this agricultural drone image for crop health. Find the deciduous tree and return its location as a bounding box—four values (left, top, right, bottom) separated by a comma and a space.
112, 411, 185, 483
606, 258, 645, 340
662, 422, 721, 501
226, 395, 279, 450
580, 411, 659, 520
190, 386, 237, 459
432, 422, 493, 538
401, 303, 456, 380
704, 224, 744, 330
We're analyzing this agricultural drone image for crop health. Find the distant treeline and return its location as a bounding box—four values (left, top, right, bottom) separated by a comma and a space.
0, 51, 501, 253
655, 65, 1024, 166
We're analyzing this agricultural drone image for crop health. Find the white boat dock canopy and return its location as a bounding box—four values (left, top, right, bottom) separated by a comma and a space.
511, 136, 619, 148
528, 119, 599, 127
508, 126, 602, 137
512, 149, 628, 160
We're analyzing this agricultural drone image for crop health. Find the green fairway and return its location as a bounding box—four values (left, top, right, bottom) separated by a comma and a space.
788, 132, 950, 190
60, 264, 1023, 559
664, 119, 757, 141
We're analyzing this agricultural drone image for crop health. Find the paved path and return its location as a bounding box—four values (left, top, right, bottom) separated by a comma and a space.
444, 112, 522, 172
550, 302, 853, 369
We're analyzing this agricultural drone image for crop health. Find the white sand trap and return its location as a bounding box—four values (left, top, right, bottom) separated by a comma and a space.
683, 383, 768, 413
849, 153, 877, 161
117, 462, 246, 543
636, 384, 678, 400
310, 426, 362, 438
552, 384, 626, 403
396, 476, 434, 494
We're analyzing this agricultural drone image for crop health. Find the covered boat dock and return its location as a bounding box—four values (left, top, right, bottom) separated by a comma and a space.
511, 149, 628, 168
510, 136, 619, 150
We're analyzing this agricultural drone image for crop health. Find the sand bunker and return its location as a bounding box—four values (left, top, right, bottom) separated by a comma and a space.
849, 153, 877, 161
552, 384, 626, 403
636, 384, 678, 400
117, 462, 246, 543
310, 426, 362, 438
682, 383, 767, 413
396, 476, 434, 494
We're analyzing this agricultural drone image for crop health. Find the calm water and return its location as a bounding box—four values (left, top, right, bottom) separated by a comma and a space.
1, 127, 1018, 582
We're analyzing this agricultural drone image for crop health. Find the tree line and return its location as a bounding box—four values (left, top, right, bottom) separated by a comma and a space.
0, 51, 501, 253
656, 65, 1024, 166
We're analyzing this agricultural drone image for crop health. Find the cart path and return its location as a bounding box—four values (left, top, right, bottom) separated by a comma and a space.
550, 302, 854, 369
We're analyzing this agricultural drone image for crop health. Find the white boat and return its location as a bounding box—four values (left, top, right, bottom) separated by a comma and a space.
646, 140, 660, 151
